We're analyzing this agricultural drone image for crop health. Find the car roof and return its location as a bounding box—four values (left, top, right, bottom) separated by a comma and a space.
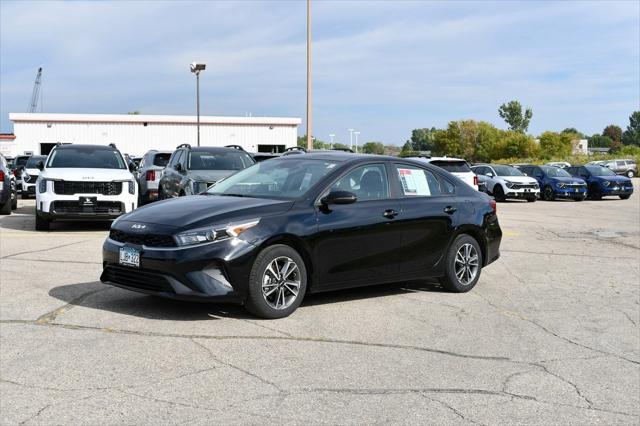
54, 144, 117, 151
417, 156, 467, 162
185, 146, 249, 153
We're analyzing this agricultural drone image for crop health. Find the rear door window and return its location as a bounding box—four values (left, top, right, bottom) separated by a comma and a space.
394, 164, 443, 197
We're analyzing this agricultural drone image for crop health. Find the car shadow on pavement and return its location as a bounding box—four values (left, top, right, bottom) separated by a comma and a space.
48, 279, 445, 321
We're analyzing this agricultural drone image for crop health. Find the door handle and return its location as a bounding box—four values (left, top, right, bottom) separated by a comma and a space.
383, 209, 399, 219
444, 206, 457, 214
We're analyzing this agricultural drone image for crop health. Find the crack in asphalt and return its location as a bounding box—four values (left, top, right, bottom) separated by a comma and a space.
473, 292, 640, 366
421, 393, 486, 425
18, 403, 51, 425
0, 240, 90, 260
502, 248, 639, 260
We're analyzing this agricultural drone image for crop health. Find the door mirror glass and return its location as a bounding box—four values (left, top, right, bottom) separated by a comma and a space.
175, 162, 183, 172
36, 160, 44, 171
321, 191, 357, 205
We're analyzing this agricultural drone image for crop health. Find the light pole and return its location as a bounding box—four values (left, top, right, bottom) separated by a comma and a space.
348, 128, 354, 151
190, 62, 206, 147
353, 131, 360, 153
306, 0, 313, 151
329, 133, 335, 149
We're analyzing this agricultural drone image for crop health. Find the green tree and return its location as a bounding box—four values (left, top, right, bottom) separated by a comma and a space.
498, 100, 533, 133
297, 134, 327, 150
602, 125, 622, 143
406, 127, 437, 152
538, 131, 573, 159
361, 142, 385, 155
622, 111, 640, 146
332, 143, 350, 151
588, 134, 613, 148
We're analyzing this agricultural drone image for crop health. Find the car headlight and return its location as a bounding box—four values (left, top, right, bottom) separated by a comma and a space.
38, 178, 49, 193
174, 218, 260, 247
504, 180, 514, 188
602, 181, 610, 187
556, 182, 566, 189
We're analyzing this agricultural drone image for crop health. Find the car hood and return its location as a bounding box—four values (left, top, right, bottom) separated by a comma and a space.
117, 194, 294, 230
549, 176, 585, 184
594, 175, 632, 184
41, 168, 134, 181
187, 170, 237, 183
499, 176, 538, 184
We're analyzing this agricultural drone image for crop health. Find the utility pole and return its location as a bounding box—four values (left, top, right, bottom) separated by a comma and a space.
306, 0, 313, 150
354, 131, 360, 153
329, 133, 335, 149
348, 128, 354, 151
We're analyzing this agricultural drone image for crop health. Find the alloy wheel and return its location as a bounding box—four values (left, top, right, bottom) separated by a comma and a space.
454, 243, 479, 286
261, 256, 301, 310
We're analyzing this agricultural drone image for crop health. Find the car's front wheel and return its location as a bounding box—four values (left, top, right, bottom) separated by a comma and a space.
35, 212, 50, 231
627, 170, 635, 178
620, 195, 631, 200
492, 185, 506, 202
542, 185, 555, 201
439, 234, 483, 293
246, 244, 307, 319
589, 184, 602, 200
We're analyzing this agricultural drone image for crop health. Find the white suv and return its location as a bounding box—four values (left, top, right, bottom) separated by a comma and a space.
35, 144, 138, 231
471, 164, 539, 202
412, 157, 479, 190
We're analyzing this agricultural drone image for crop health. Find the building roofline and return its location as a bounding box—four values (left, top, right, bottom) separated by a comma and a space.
8, 113, 301, 126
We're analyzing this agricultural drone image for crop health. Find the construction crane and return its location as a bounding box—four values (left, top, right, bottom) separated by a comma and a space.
29, 67, 43, 113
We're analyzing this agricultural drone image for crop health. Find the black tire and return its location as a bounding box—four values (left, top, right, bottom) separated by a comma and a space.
245, 244, 307, 319
0, 200, 10, 215
627, 170, 635, 178
526, 197, 536, 202
21, 191, 29, 200
439, 234, 483, 293
492, 185, 506, 202
158, 186, 165, 200
589, 184, 602, 200
542, 185, 555, 201
574, 197, 584, 202
10, 182, 17, 210
35, 212, 50, 231
620, 195, 631, 200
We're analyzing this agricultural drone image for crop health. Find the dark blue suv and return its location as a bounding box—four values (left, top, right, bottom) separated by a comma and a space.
567, 165, 634, 200
520, 165, 587, 201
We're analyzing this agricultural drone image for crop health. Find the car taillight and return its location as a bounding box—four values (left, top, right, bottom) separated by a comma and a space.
145, 170, 155, 181
0, 171, 4, 181
473, 175, 478, 186
490, 199, 497, 213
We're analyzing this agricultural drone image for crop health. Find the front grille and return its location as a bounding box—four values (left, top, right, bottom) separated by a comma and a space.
52, 201, 122, 214
26, 175, 38, 184
53, 180, 122, 196
561, 183, 586, 189
102, 266, 174, 293
110, 229, 176, 247
512, 184, 538, 190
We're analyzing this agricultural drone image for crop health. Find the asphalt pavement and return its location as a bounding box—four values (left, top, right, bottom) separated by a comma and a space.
1, 184, 639, 425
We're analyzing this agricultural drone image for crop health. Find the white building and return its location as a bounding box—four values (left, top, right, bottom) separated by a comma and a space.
6, 113, 301, 157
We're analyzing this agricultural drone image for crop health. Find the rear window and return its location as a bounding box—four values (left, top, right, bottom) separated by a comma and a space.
26, 156, 47, 168
15, 156, 29, 167
188, 150, 254, 171
430, 160, 471, 173
46, 147, 126, 169
153, 153, 171, 167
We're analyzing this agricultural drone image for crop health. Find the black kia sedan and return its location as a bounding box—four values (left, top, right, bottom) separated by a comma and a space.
101, 152, 502, 318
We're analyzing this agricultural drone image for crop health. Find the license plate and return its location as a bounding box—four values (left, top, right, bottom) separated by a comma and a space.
119, 247, 140, 268
79, 196, 97, 207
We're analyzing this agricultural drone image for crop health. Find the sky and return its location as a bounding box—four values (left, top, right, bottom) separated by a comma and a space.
1, 0, 639, 146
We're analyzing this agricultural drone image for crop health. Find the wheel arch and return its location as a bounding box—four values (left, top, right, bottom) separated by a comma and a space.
452, 225, 488, 267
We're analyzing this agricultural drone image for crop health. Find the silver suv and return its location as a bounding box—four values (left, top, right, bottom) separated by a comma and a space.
603, 159, 637, 178
135, 150, 172, 205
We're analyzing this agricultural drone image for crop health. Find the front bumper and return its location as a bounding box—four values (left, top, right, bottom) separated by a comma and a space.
21, 182, 36, 195
602, 186, 634, 196
554, 188, 587, 199
37, 188, 137, 220
505, 188, 539, 199
100, 235, 258, 303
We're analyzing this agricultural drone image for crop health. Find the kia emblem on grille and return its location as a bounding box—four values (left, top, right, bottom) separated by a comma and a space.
131, 224, 146, 230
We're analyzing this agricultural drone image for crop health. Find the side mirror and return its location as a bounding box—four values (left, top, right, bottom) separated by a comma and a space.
36, 160, 44, 171
486, 172, 493, 177
175, 163, 183, 172
321, 191, 357, 206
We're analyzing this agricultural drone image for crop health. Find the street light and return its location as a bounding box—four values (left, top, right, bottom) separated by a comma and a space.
329, 133, 335, 149
190, 62, 206, 147
353, 131, 360, 153
348, 128, 354, 150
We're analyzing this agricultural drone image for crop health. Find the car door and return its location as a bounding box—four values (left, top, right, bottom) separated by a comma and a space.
313, 163, 403, 289
532, 167, 545, 187
392, 162, 459, 275
168, 150, 186, 196
160, 150, 180, 197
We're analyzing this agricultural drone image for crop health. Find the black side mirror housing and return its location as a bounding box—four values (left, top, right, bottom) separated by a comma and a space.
321, 191, 357, 206
36, 160, 44, 171
175, 163, 183, 172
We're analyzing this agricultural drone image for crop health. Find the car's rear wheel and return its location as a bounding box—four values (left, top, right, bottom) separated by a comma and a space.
589, 184, 602, 200
0, 200, 10, 215
245, 244, 307, 319
620, 195, 631, 200
526, 197, 536, 202
439, 234, 483, 293
493, 185, 506, 202
542, 185, 555, 201
627, 170, 635, 178
35, 212, 50, 231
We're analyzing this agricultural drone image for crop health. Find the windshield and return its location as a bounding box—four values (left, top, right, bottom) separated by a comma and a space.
493, 165, 524, 177
26, 155, 47, 168
46, 147, 126, 169
153, 153, 171, 167
541, 166, 571, 178
188, 150, 254, 171
586, 166, 616, 177
430, 160, 471, 173
207, 158, 338, 200
15, 156, 29, 167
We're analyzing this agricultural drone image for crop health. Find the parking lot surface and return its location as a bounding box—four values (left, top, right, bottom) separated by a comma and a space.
1, 187, 639, 425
